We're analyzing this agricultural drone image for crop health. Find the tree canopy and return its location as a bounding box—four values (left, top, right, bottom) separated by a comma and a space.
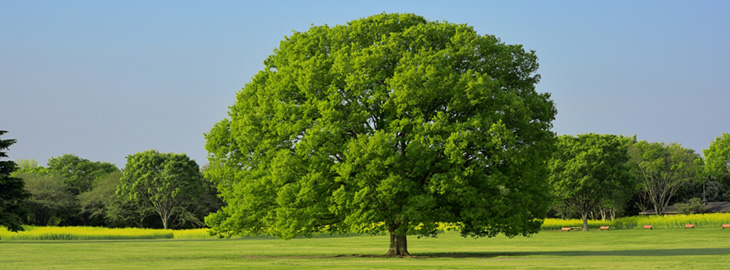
18, 172, 75, 226
704, 133, 730, 180
118, 150, 204, 229
48, 154, 118, 195
205, 13, 556, 256
0, 130, 30, 231
549, 134, 635, 230
631, 141, 703, 215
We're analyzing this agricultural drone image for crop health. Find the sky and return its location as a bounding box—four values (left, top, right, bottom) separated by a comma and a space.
2, 0, 729, 168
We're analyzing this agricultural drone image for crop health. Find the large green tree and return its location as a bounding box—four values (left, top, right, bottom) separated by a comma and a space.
118, 150, 204, 229
549, 134, 635, 231
631, 141, 702, 215
205, 13, 556, 256
0, 131, 30, 231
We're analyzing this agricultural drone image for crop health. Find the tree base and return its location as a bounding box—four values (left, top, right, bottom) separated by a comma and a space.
384, 251, 412, 257
386, 232, 411, 257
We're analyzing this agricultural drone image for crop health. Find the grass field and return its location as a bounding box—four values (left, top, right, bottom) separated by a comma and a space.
4, 213, 730, 241
2, 228, 730, 269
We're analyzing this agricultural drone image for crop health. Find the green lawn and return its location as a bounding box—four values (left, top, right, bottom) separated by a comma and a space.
2, 229, 730, 269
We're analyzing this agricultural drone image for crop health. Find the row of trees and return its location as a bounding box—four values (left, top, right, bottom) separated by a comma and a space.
2, 143, 221, 230
549, 133, 730, 231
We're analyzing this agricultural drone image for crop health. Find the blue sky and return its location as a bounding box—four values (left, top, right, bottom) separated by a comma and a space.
2, 0, 729, 167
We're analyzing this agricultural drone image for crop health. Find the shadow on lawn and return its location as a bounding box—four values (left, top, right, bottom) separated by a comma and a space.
238, 248, 730, 260
418, 247, 730, 258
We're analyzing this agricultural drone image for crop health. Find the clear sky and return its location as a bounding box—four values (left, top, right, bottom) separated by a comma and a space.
2, 0, 728, 167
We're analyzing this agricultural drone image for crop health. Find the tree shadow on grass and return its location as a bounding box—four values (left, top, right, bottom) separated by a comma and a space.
238, 248, 730, 260
418, 248, 730, 258
235, 248, 730, 260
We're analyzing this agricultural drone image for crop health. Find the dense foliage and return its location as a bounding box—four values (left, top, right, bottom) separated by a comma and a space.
118, 150, 206, 229
18, 172, 75, 226
9, 152, 218, 229
704, 133, 730, 179
631, 141, 703, 215
47, 154, 118, 196
205, 13, 556, 255
0, 131, 30, 231
549, 134, 635, 230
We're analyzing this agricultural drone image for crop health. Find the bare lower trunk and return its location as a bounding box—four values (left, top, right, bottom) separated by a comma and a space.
581, 212, 589, 231
386, 231, 410, 257
158, 209, 171, 229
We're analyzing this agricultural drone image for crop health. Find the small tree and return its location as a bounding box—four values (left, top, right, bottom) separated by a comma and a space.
118, 150, 204, 229
631, 141, 702, 215
704, 133, 730, 181
0, 131, 30, 231
676, 198, 706, 215
549, 134, 635, 231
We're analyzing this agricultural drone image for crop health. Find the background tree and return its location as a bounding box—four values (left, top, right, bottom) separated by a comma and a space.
205, 13, 556, 256
18, 172, 76, 226
105, 193, 155, 228
549, 134, 635, 231
704, 133, 730, 181
48, 154, 118, 195
173, 169, 223, 229
631, 141, 702, 215
0, 130, 31, 231
675, 198, 706, 215
15, 158, 47, 174
45, 154, 118, 225
118, 150, 205, 229
78, 171, 123, 226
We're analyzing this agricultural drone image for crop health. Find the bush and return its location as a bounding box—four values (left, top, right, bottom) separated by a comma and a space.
676, 198, 706, 215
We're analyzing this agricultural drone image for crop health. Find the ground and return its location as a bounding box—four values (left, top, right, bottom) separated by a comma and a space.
2, 229, 730, 269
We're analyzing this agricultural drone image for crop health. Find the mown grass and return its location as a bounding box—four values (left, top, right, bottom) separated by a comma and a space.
2, 228, 730, 269
4, 213, 730, 241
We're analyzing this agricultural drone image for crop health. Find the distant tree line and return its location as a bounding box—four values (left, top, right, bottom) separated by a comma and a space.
2, 129, 730, 233
9, 152, 221, 229
548, 133, 730, 231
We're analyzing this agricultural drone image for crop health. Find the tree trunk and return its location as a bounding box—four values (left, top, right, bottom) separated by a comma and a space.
161, 212, 170, 229
386, 231, 410, 257
581, 212, 589, 231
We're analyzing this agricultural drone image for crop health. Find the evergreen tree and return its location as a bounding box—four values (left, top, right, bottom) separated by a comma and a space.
0, 130, 30, 231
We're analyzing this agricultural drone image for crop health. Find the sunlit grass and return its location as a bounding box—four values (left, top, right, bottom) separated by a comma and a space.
3, 229, 730, 269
